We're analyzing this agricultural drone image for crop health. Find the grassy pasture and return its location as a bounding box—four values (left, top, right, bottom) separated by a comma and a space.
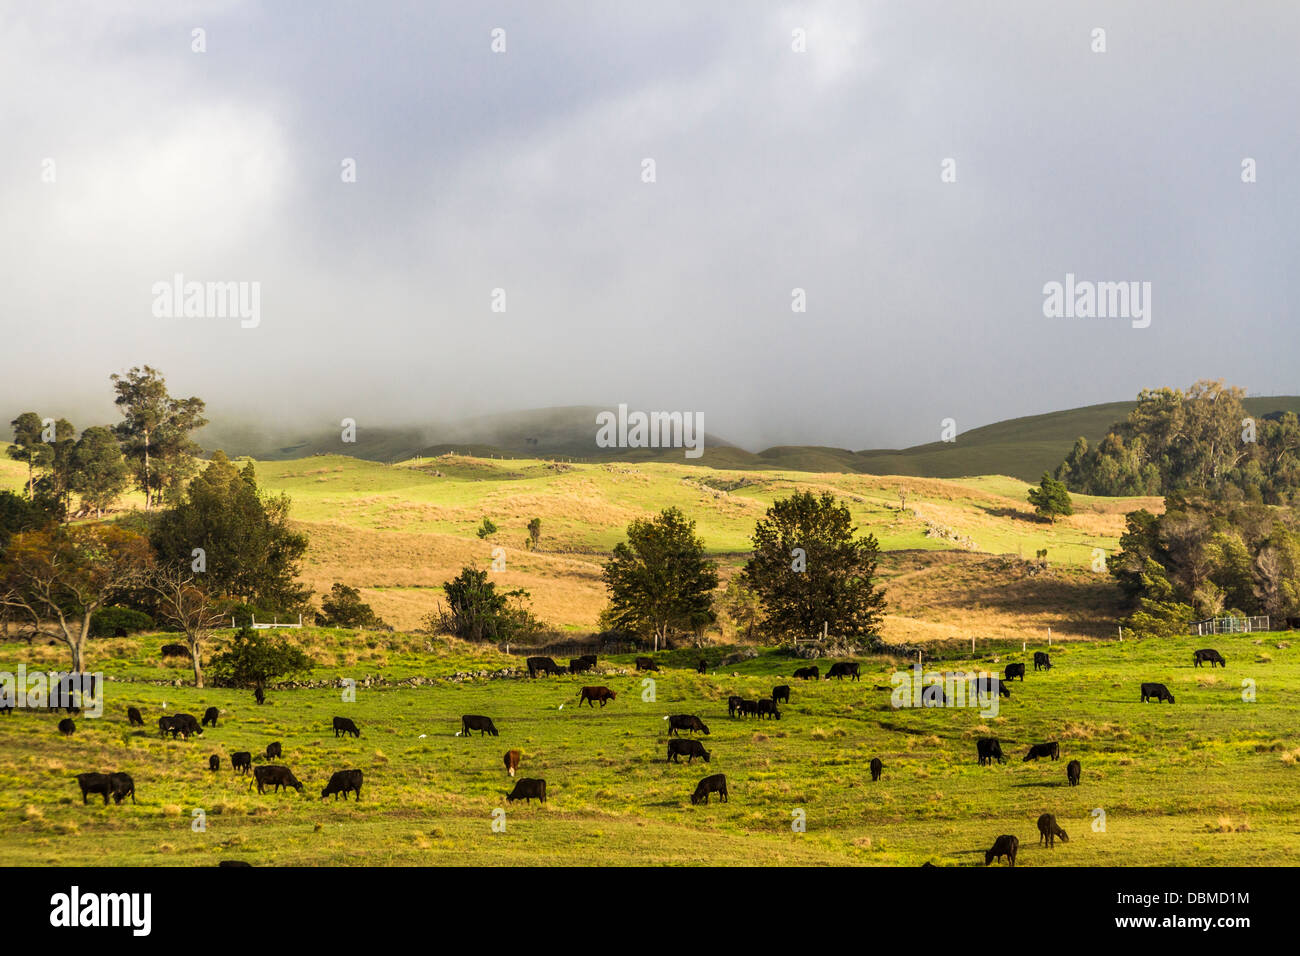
1, 630, 1297, 866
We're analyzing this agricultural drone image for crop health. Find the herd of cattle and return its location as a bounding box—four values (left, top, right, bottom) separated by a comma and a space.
6, 642, 1228, 865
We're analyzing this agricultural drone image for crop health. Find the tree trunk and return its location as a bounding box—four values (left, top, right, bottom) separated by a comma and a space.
191, 640, 204, 688
143, 428, 151, 511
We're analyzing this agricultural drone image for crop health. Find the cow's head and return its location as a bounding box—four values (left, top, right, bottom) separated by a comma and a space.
701, 751, 711, 763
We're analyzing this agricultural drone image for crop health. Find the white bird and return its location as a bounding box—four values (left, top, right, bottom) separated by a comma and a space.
558, 704, 564, 710
418, 734, 427, 739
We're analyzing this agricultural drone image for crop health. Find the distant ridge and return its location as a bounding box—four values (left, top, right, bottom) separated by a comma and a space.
195, 397, 1300, 483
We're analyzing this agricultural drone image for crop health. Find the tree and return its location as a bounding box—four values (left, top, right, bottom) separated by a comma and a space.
0, 524, 153, 672
601, 508, 718, 650
70, 426, 131, 517
431, 566, 542, 643
476, 517, 498, 539
720, 576, 761, 642
150, 451, 310, 611
145, 565, 225, 687
208, 627, 314, 700
110, 366, 207, 510
7, 412, 48, 498
744, 491, 886, 644
1027, 472, 1073, 522
318, 583, 387, 629
526, 517, 542, 550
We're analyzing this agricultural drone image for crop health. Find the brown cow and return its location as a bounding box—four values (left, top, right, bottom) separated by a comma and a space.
504, 749, 521, 777
578, 686, 616, 708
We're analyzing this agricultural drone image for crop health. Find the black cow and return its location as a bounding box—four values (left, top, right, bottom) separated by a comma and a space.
461, 715, 500, 735
1140, 682, 1175, 703
1193, 648, 1226, 668
986, 834, 1019, 866
160, 714, 202, 739
160, 643, 190, 658
58, 718, 75, 736
697, 658, 707, 675
254, 685, 265, 705
976, 738, 1005, 765
870, 757, 883, 782
793, 666, 819, 680
772, 685, 791, 704
635, 657, 660, 672
109, 772, 135, 805
971, 675, 1010, 699
1033, 652, 1052, 671
332, 716, 361, 738
738, 699, 760, 717
690, 773, 728, 805
1066, 759, 1081, 786
1023, 741, 1060, 762
1037, 813, 1068, 848
265, 741, 283, 760
506, 778, 546, 803
667, 739, 711, 764
756, 699, 781, 720
727, 695, 744, 717
578, 687, 616, 708
218, 861, 252, 867
127, 706, 144, 727
569, 655, 597, 675
920, 684, 948, 706
208, 754, 221, 771
231, 752, 252, 774
825, 662, 860, 681
1004, 663, 1026, 682
202, 707, 219, 727
321, 769, 363, 801
252, 765, 303, 794
75, 772, 112, 805
667, 714, 709, 736
527, 656, 565, 678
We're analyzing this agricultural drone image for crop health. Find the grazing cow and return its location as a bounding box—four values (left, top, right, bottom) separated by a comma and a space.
160, 713, 202, 739
58, 718, 75, 736
1004, 663, 1026, 682
527, 656, 565, 678
0, 701, 11, 716
1033, 652, 1052, 671
1140, 682, 1175, 704
578, 687, 616, 708
697, 658, 707, 675
254, 686, 265, 705
772, 685, 791, 704
727, 695, 745, 717
109, 772, 135, 805
985, 835, 1019, 867
506, 778, 547, 803
667, 739, 711, 764
252, 765, 303, 794
1066, 759, 1081, 786
569, 655, 597, 675
793, 666, 819, 681
158, 715, 182, 739
667, 714, 710, 736
504, 749, 521, 777
209, 754, 221, 771
265, 741, 283, 760
126, 706, 144, 727
1023, 741, 1060, 762
321, 769, 364, 801
971, 675, 1011, 700
1037, 813, 1068, 848
75, 772, 112, 805
231, 752, 252, 774
756, 699, 781, 720
920, 684, 948, 706
738, 699, 760, 717
635, 657, 660, 672
690, 773, 728, 805
825, 662, 860, 682
870, 757, 883, 782
202, 707, 219, 727
332, 716, 361, 738
160, 643, 190, 658
1193, 648, 1226, 668
218, 861, 252, 867
461, 715, 500, 736
976, 738, 1005, 765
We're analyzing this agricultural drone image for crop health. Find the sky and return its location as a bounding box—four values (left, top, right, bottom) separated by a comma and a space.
2, 0, 1297, 451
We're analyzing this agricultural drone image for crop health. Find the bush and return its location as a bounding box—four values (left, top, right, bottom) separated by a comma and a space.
89, 606, 154, 638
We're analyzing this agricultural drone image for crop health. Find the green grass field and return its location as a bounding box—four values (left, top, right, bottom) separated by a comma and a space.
2, 630, 1296, 866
